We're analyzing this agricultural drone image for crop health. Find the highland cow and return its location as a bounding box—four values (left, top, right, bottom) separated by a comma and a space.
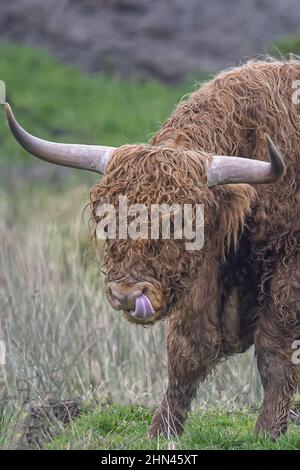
5, 59, 300, 439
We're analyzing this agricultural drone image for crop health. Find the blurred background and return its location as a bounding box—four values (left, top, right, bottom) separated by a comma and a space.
2, 0, 300, 81
0, 0, 300, 447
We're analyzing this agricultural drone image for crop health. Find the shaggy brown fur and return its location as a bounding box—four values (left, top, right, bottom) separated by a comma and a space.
91, 58, 300, 439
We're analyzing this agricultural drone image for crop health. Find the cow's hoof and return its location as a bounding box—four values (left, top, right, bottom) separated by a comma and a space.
147, 418, 165, 439
148, 410, 185, 439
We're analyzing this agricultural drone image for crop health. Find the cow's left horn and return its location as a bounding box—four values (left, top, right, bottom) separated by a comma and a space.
207, 134, 285, 187
5, 103, 116, 174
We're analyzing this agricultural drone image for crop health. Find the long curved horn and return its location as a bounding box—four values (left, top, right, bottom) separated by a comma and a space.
207, 135, 285, 187
5, 103, 116, 174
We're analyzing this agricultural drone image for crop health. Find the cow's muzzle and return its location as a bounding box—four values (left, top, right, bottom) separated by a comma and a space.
106, 281, 164, 324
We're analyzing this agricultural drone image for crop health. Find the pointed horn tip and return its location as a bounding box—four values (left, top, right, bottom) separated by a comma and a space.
4, 103, 22, 140
4, 103, 13, 123
4, 102, 11, 113
264, 133, 277, 153
264, 133, 279, 154
264, 133, 286, 179
264, 133, 272, 143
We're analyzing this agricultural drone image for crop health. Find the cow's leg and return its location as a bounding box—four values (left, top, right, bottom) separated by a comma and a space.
255, 346, 299, 438
255, 255, 300, 439
148, 313, 221, 437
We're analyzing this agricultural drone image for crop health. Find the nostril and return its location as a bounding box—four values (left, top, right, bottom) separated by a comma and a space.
142, 285, 150, 296
107, 283, 132, 310
127, 289, 143, 304
110, 288, 127, 305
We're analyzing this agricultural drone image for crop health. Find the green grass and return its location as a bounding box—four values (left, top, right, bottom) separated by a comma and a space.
268, 35, 300, 57
0, 43, 210, 167
46, 404, 300, 450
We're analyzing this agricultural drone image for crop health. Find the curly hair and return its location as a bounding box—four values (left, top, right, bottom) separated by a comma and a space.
91, 58, 299, 310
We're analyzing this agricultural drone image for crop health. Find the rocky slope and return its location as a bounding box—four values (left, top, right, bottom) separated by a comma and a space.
0, 0, 299, 81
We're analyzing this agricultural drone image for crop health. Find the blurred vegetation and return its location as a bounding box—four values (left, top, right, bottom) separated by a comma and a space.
269, 35, 300, 57
0, 44, 209, 168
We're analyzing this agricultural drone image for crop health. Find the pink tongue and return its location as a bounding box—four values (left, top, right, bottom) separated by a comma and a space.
134, 294, 155, 318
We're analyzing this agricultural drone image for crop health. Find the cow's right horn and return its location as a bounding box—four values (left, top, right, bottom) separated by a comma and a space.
5, 103, 116, 174
207, 134, 285, 187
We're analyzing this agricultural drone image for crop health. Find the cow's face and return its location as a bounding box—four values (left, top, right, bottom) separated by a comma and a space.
91, 145, 212, 325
